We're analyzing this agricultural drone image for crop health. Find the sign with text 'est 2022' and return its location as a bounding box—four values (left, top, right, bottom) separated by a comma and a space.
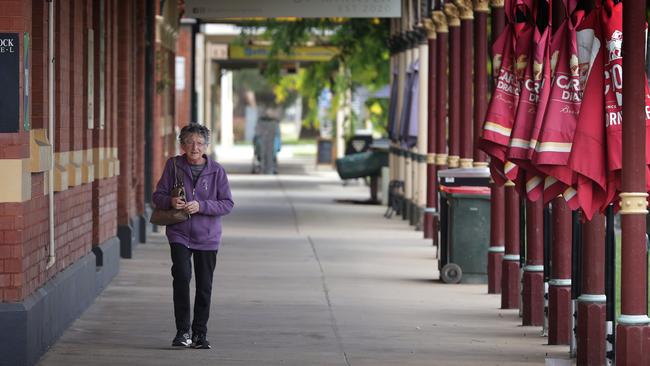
0, 33, 19, 133
185, 0, 401, 19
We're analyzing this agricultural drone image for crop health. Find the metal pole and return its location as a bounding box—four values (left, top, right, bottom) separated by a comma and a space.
432, 10, 448, 172
416, 26, 429, 231
455, 0, 474, 168
523, 198, 545, 326
570, 210, 582, 357
543, 204, 552, 337
486, 0, 506, 295
616, 0, 650, 362
444, 3, 461, 168
548, 197, 572, 345
424, 18, 437, 240
605, 205, 616, 363
502, 182, 520, 309
577, 213, 606, 366
473, 0, 489, 166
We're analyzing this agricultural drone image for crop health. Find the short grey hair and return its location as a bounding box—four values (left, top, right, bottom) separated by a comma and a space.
179, 123, 210, 144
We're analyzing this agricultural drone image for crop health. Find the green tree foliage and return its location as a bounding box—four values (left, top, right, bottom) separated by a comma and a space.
239, 18, 390, 132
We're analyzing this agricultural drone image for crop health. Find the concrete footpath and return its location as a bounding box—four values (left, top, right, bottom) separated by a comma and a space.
38, 155, 569, 366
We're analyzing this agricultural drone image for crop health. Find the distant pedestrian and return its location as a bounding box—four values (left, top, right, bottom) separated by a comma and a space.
153, 123, 234, 349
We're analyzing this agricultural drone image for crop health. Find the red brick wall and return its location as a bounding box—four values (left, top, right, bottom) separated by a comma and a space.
93, 177, 118, 245
135, 1, 146, 214
175, 26, 191, 126
31, 1, 48, 130
51, 185, 93, 273
70, 0, 84, 152
55, 0, 70, 152
117, 0, 135, 225
0, 0, 33, 302
0, 0, 148, 303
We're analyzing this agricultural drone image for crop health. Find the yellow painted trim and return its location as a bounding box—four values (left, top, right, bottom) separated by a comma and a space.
432, 11, 449, 34
422, 19, 436, 39
81, 149, 95, 184
619, 192, 649, 215
460, 158, 474, 168
111, 147, 121, 177
29, 129, 53, 173
93, 147, 107, 179
443, 4, 461, 27
0, 159, 31, 203
427, 153, 436, 164
68, 150, 83, 187
54, 152, 69, 192
473, 0, 490, 12
473, 162, 489, 168
435, 154, 448, 166
453, 0, 474, 20
448, 155, 460, 168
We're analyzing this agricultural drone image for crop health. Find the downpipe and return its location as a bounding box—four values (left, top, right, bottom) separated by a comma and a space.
46, 0, 56, 269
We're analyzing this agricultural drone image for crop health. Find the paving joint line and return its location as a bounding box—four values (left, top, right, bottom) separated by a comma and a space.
308, 235, 351, 366
276, 175, 301, 234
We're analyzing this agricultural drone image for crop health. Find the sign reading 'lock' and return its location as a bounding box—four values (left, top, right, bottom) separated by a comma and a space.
0, 33, 19, 133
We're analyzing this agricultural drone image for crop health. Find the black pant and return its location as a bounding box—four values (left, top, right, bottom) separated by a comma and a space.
169, 243, 217, 335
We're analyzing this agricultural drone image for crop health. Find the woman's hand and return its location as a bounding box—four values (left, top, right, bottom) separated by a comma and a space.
183, 200, 200, 215
171, 197, 187, 210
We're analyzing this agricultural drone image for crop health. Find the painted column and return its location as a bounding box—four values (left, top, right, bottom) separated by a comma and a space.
444, 4, 461, 168
396, 17, 407, 216
393, 18, 406, 206
399, 2, 412, 219
454, 0, 474, 168
548, 197, 572, 345
577, 213, 606, 366
423, 18, 437, 240
486, 0, 506, 294
488, 182, 505, 294
432, 10, 448, 250
388, 20, 398, 191
502, 181, 520, 309
432, 11, 448, 175
615, 0, 650, 362
416, 28, 429, 230
403, 41, 416, 221
523, 198, 544, 326
220, 70, 233, 149
473, 0, 488, 166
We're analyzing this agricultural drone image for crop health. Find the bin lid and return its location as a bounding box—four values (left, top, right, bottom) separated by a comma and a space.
440, 186, 491, 195
437, 167, 490, 179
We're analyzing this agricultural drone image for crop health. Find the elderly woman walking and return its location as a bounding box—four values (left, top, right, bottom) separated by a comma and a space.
153, 123, 234, 349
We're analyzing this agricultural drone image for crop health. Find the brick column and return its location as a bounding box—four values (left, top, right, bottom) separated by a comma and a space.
116, 0, 137, 258
135, 0, 148, 243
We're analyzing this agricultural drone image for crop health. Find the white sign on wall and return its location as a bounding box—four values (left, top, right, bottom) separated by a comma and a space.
207, 43, 228, 60
175, 56, 185, 91
185, 0, 401, 19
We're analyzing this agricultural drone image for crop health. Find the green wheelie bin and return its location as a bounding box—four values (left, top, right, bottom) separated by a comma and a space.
438, 185, 491, 284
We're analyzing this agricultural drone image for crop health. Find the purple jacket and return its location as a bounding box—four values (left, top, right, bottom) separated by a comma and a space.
152, 155, 234, 251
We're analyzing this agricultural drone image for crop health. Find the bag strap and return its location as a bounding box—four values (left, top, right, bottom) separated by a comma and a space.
172, 157, 184, 188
